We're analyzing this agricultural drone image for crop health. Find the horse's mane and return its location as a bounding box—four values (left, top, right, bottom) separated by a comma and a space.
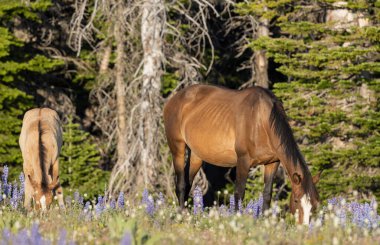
260, 88, 319, 202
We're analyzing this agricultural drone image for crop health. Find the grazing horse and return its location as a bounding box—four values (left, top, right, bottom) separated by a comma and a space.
19, 108, 64, 211
163, 84, 321, 224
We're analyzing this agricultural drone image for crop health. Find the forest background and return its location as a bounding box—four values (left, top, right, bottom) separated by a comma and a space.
0, 0, 378, 206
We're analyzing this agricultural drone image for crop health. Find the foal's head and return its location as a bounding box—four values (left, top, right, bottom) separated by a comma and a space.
289, 172, 321, 224
28, 175, 60, 211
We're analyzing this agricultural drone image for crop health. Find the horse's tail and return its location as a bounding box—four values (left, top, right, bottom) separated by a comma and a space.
37, 109, 49, 189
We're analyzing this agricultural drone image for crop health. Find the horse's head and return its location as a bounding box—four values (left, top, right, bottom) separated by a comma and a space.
289, 171, 321, 224
28, 175, 60, 211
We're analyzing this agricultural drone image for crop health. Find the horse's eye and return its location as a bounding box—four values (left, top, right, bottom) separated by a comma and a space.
294, 200, 298, 203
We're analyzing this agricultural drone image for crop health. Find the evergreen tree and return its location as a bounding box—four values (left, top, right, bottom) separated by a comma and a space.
60, 117, 109, 199
236, 0, 380, 203
0, 0, 62, 179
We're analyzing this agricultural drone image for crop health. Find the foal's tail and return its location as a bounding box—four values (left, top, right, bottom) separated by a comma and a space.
29, 109, 49, 189
37, 109, 50, 189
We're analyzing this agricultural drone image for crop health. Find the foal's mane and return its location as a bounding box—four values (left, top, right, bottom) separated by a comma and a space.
259, 88, 319, 201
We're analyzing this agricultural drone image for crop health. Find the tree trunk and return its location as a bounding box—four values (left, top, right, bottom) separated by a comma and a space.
99, 44, 112, 74
138, 0, 164, 187
254, 15, 270, 88
114, 5, 128, 164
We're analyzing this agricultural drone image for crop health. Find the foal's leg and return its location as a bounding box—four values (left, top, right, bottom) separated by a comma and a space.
52, 159, 65, 209
24, 176, 33, 211
263, 161, 280, 211
234, 155, 251, 211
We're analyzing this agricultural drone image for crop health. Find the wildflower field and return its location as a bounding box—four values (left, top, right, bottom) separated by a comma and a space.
0, 166, 379, 245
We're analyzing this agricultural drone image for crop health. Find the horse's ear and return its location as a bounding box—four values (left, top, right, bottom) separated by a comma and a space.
292, 173, 301, 185
28, 174, 39, 189
312, 171, 322, 184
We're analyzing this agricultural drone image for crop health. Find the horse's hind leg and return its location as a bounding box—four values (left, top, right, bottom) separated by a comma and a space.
263, 161, 280, 212
169, 140, 186, 209
186, 152, 203, 199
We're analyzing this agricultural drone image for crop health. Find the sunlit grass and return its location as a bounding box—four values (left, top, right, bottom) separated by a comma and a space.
0, 166, 379, 244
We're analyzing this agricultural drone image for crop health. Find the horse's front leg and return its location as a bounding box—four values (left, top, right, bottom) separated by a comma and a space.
234, 155, 251, 211
263, 161, 280, 212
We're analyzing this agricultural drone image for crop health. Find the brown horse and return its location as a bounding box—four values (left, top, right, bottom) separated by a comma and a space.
19, 108, 64, 211
163, 84, 321, 224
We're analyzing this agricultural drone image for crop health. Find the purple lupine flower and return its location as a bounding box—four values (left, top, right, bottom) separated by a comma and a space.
74, 191, 80, 203
31, 223, 44, 245
193, 186, 203, 215
218, 204, 229, 217
146, 196, 155, 216
84, 201, 91, 211
110, 198, 116, 210
258, 194, 263, 213
120, 231, 132, 245
308, 220, 315, 233
141, 189, 155, 216
117, 192, 125, 209
218, 204, 228, 217
78, 195, 84, 206
142, 189, 149, 204
19, 173, 25, 196
2, 166, 9, 196
245, 199, 254, 215
337, 207, 347, 227
95, 196, 104, 215
2, 165, 8, 184
252, 198, 262, 219
58, 229, 67, 245
5, 183, 12, 197
0, 182, 2, 202
2, 228, 11, 243
65, 196, 72, 207
229, 195, 235, 214
328, 197, 338, 206
238, 199, 243, 214
12, 229, 29, 244
10, 184, 19, 209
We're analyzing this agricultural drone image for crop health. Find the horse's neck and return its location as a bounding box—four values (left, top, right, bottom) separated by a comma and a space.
280, 157, 310, 180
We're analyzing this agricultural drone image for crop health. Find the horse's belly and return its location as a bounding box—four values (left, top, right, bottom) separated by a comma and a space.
197, 149, 237, 167
185, 131, 237, 167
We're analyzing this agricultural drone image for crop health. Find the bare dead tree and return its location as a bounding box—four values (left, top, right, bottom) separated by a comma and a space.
114, 3, 128, 165
253, 9, 270, 88
69, 0, 222, 198
224, 1, 270, 89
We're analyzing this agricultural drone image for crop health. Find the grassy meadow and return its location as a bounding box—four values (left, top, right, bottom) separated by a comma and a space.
0, 166, 379, 245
